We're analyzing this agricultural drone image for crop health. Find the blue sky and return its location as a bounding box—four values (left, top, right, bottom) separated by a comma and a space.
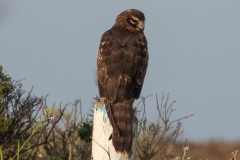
1, 0, 240, 141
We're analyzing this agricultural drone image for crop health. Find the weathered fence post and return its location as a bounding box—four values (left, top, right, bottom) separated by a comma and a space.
91, 101, 137, 160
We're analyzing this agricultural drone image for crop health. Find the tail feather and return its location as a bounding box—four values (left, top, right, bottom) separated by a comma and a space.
106, 101, 133, 152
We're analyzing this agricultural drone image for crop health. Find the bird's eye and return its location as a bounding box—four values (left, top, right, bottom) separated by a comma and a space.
130, 18, 137, 24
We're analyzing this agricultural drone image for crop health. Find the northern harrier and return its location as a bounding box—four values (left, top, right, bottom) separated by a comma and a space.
97, 9, 148, 153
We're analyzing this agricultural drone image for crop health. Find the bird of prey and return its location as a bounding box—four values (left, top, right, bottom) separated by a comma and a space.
97, 9, 148, 153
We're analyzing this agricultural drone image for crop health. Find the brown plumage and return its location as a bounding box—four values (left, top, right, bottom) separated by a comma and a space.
97, 9, 148, 153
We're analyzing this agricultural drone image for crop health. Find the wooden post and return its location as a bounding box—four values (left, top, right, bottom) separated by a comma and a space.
92, 102, 137, 160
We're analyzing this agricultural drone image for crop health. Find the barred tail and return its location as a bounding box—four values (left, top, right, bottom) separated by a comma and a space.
106, 101, 133, 153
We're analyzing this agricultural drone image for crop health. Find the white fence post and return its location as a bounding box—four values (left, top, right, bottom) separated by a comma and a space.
91, 102, 137, 160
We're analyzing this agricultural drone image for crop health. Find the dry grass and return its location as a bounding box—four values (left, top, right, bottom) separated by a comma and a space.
173, 141, 240, 160
150, 141, 240, 160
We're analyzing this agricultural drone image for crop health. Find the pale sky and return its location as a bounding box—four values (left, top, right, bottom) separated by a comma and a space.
1, 0, 240, 141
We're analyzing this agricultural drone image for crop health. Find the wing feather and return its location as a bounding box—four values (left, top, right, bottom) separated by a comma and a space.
97, 28, 148, 101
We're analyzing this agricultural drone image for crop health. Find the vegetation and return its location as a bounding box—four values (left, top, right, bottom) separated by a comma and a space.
0, 66, 239, 160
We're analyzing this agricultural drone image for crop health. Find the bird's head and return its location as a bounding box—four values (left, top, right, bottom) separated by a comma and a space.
115, 9, 145, 32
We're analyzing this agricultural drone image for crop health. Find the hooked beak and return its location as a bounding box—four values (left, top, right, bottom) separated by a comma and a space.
137, 21, 145, 30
